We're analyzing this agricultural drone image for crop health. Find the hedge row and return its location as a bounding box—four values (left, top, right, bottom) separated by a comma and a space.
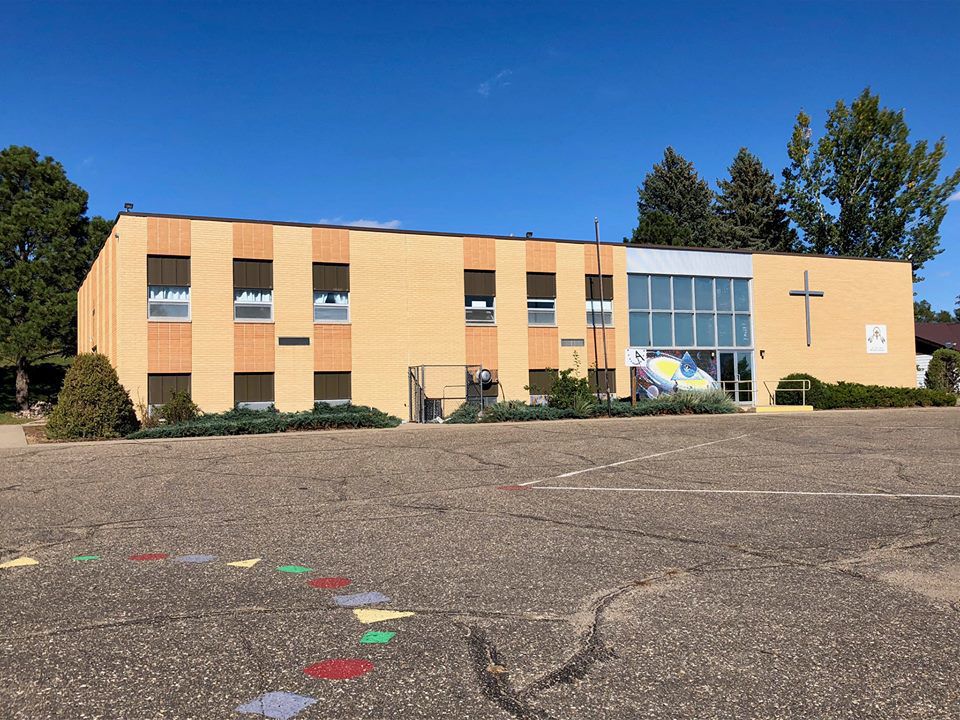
447, 389, 738, 424
127, 403, 401, 439
776, 373, 957, 409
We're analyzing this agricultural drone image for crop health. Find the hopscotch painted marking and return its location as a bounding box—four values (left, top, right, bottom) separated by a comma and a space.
530, 486, 960, 500
518, 431, 764, 486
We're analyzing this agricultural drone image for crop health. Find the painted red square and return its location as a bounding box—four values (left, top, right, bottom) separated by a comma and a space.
303, 659, 374, 680
308, 577, 351, 589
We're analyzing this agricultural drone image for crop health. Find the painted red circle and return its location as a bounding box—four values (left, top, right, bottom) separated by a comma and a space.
129, 553, 169, 561
307, 577, 351, 589
303, 659, 374, 680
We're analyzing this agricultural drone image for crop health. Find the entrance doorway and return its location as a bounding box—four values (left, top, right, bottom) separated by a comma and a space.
719, 352, 754, 403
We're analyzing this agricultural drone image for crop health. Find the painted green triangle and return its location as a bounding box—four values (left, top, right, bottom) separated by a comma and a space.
360, 630, 396, 644
276, 565, 313, 574
72, 555, 101, 562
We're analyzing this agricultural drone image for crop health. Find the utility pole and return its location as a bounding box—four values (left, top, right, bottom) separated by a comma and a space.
594, 217, 612, 415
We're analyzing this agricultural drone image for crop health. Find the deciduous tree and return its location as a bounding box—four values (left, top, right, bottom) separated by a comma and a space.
781, 88, 960, 279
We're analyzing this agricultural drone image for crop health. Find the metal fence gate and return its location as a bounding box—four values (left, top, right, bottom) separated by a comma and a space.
407, 364, 503, 422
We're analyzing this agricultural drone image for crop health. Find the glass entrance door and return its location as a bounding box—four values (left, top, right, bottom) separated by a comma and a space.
719, 351, 754, 403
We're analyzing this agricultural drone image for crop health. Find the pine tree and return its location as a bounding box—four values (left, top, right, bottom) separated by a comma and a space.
0, 146, 102, 410
714, 148, 797, 252
627, 147, 715, 246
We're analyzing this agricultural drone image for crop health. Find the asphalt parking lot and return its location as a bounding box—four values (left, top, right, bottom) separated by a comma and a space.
1, 407, 959, 719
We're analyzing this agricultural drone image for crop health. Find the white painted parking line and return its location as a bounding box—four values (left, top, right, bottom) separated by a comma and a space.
518, 431, 764, 486
530, 486, 960, 500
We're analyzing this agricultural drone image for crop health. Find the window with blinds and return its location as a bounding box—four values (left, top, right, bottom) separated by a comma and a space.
147, 256, 191, 320
527, 273, 556, 326
147, 374, 191, 405
313, 264, 350, 323
234, 260, 274, 322
585, 275, 614, 326
465, 270, 496, 324
314, 372, 351, 403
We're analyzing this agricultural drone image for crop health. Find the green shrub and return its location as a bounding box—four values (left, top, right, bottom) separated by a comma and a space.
774, 373, 827, 407
480, 401, 576, 423
609, 389, 738, 416
157, 390, 200, 424
46, 354, 139, 439
476, 389, 737, 423
924, 348, 960, 393
445, 402, 480, 424
126, 402, 401, 439
775, 373, 956, 409
544, 358, 594, 411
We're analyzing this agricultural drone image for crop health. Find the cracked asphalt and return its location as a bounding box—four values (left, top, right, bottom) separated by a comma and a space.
1, 407, 959, 719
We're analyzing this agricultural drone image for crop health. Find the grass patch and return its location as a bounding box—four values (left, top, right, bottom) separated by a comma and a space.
0, 412, 30, 425
126, 403, 402, 440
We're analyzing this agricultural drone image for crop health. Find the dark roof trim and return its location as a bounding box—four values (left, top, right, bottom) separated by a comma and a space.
113, 210, 911, 264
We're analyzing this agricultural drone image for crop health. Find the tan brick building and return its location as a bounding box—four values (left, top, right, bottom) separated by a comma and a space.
78, 212, 916, 419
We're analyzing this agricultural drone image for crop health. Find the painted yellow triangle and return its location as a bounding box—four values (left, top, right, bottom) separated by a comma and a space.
0, 556, 39, 569
226, 558, 261, 568
353, 609, 415, 624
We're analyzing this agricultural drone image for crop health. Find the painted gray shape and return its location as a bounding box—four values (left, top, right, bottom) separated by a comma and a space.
235, 691, 317, 719
788, 270, 825, 347
333, 591, 391, 607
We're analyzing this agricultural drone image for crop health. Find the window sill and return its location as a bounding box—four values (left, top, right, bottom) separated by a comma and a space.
466, 323, 497, 327
148, 318, 192, 323
313, 320, 351, 325
528, 324, 558, 328
234, 319, 276, 324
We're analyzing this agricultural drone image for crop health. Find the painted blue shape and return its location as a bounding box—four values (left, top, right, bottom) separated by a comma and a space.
173, 554, 217, 563
235, 691, 317, 719
333, 590, 391, 607
671, 351, 699, 380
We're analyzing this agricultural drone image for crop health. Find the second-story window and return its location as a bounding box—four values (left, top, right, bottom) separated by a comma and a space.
234, 260, 273, 322
527, 272, 556, 326
313, 263, 350, 323
464, 270, 496, 324
147, 256, 191, 320
585, 274, 614, 327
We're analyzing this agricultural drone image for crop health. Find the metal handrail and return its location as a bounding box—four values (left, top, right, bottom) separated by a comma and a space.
764, 379, 811, 406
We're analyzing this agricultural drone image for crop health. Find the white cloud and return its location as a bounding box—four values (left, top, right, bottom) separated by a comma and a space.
949, 190, 960, 202
317, 217, 402, 229
477, 69, 512, 98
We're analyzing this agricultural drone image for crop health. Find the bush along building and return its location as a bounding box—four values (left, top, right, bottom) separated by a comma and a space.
78, 212, 917, 421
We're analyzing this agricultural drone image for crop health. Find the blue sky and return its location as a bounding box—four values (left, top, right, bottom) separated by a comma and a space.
2, 1, 958, 310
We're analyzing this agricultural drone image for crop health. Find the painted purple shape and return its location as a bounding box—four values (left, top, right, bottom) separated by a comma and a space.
333, 591, 391, 607
173, 554, 217, 563
234, 691, 317, 719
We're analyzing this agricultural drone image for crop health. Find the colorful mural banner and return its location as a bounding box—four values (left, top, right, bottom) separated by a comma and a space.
632, 350, 719, 398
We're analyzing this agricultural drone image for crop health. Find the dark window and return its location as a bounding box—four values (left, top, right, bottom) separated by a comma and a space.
233, 260, 273, 289
527, 369, 558, 395
313, 264, 350, 291
147, 374, 191, 405
147, 256, 191, 285
234, 373, 275, 403
584, 275, 614, 300
588, 368, 617, 393
464, 270, 496, 296
314, 372, 351, 401
526, 273, 556, 298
